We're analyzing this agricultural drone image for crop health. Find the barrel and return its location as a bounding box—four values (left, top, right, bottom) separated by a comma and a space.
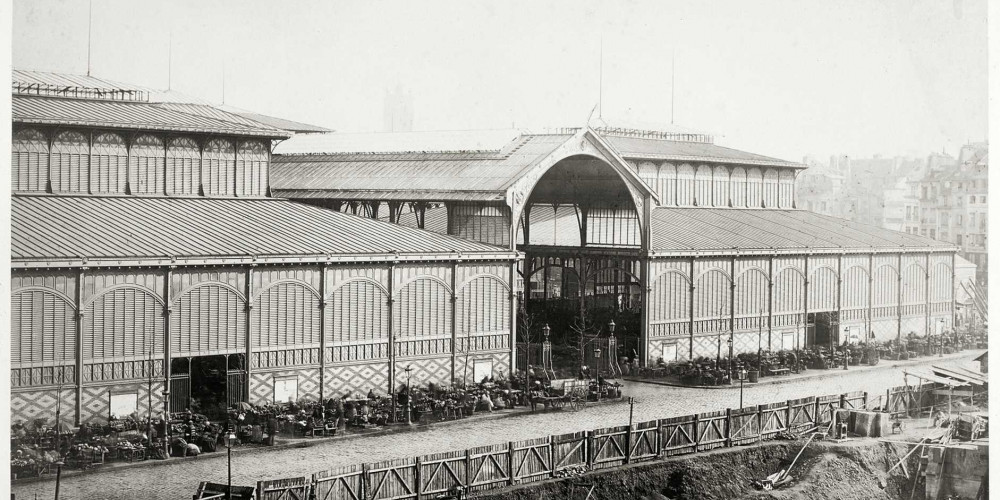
748, 370, 759, 383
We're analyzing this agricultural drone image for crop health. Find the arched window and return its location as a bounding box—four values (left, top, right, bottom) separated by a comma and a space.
252, 282, 321, 348
91, 133, 127, 194
695, 165, 712, 206
166, 137, 200, 195
236, 141, 268, 196
329, 280, 388, 343
778, 170, 795, 208
658, 163, 677, 206
202, 139, 235, 196
129, 134, 165, 194
747, 168, 763, 208
637, 162, 658, 201
730, 167, 747, 208
50, 131, 89, 193
676, 164, 694, 206
11, 128, 48, 193
763, 169, 779, 208
712, 166, 729, 208
12, 290, 76, 365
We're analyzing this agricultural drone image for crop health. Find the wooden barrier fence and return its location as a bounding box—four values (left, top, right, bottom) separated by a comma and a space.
245, 383, 957, 500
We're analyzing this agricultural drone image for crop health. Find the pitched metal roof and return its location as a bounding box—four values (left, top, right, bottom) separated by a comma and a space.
226, 111, 332, 134
13, 95, 290, 138
13, 69, 216, 105
12, 195, 512, 268
12, 69, 325, 136
648, 208, 955, 255
605, 135, 805, 168
271, 134, 570, 199
270, 129, 805, 201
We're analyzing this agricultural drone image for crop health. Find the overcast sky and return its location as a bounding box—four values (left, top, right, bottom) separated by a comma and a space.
12, 0, 988, 162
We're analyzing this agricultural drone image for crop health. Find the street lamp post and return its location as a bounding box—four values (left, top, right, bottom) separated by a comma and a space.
938, 319, 945, 357
223, 429, 237, 500
54, 460, 65, 500
737, 366, 748, 409
727, 336, 734, 383
757, 309, 763, 373
607, 319, 616, 375
404, 364, 414, 425
593, 345, 602, 402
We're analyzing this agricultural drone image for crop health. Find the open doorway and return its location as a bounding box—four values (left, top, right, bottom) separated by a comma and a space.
170, 354, 246, 419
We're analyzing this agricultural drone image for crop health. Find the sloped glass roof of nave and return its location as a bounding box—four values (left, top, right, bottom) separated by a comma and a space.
12, 195, 510, 264
648, 208, 954, 253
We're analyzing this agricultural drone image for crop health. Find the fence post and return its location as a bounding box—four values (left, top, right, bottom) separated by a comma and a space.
625, 424, 632, 465
415, 457, 422, 500
885, 388, 890, 412
549, 435, 556, 478
862, 391, 868, 410
839, 393, 846, 409
725, 408, 733, 447
692, 413, 700, 452
507, 441, 515, 486
586, 431, 594, 468
464, 449, 471, 489
813, 397, 821, 426
785, 400, 793, 431
656, 419, 663, 458
757, 404, 764, 442
360, 464, 369, 500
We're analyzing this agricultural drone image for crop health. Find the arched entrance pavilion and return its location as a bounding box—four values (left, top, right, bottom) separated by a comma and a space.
272, 125, 958, 374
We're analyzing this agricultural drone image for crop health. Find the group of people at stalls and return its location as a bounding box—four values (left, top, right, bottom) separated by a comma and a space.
10, 413, 177, 476
222, 377, 529, 439
11, 369, 625, 478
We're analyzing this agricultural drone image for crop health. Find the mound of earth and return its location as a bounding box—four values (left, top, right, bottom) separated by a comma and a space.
478, 439, 923, 500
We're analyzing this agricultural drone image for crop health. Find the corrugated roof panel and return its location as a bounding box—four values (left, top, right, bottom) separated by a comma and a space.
12, 196, 508, 263
271, 134, 569, 196
274, 190, 505, 202
604, 135, 804, 168
225, 110, 331, 134
12, 95, 289, 138
648, 208, 953, 253
153, 102, 286, 129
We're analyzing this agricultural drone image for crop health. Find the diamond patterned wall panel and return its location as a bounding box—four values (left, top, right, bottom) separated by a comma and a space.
900, 317, 927, 337
691, 335, 722, 359
80, 381, 165, 424
394, 355, 452, 389
325, 362, 390, 399
249, 372, 273, 406
299, 368, 321, 400
871, 319, 899, 342
732, 331, 757, 354
10, 388, 75, 426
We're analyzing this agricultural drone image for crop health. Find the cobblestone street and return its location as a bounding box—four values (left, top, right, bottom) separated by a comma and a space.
12, 352, 983, 500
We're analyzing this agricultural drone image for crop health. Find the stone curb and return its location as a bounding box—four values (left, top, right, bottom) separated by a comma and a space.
623, 350, 982, 390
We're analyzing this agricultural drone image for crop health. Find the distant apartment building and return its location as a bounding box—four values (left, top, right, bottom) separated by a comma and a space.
918, 143, 988, 283
796, 144, 987, 284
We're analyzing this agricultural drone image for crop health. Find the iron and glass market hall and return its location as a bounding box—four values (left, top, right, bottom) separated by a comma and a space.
10, 71, 517, 426
11, 70, 958, 426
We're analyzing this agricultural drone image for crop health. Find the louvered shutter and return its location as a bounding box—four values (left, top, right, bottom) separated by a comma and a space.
42, 294, 55, 361
11, 294, 22, 364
